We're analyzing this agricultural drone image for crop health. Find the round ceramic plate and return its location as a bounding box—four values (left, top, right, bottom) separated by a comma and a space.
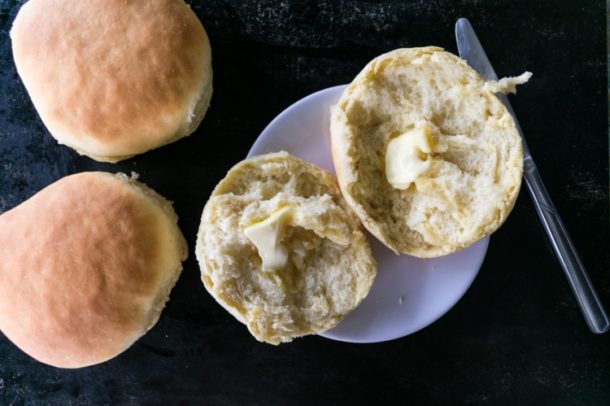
247, 85, 489, 343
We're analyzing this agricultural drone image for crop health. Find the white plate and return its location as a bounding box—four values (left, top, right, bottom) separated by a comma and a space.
248, 85, 489, 343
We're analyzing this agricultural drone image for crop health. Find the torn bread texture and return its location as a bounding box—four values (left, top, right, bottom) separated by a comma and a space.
331, 47, 525, 257
196, 152, 376, 344
484, 71, 532, 94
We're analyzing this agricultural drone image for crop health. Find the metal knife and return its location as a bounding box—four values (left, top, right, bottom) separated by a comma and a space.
455, 17, 609, 334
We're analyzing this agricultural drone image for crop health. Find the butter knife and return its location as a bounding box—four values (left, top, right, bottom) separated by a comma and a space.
455, 17, 609, 333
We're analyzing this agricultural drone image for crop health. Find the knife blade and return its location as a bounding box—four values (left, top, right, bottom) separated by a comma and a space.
455, 17, 609, 334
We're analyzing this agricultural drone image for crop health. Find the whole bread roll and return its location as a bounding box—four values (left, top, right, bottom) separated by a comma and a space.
330, 47, 524, 257
0, 172, 187, 368
10, 0, 213, 162
196, 152, 376, 344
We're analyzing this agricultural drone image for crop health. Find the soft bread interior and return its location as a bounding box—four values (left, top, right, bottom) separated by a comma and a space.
196, 152, 376, 344
331, 47, 523, 257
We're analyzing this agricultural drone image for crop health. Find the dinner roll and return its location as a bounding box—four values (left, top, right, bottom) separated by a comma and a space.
10, 0, 213, 162
196, 152, 376, 344
331, 47, 525, 257
0, 172, 187, 368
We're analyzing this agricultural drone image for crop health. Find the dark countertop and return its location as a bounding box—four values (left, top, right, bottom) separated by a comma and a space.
0, 0, 608, 404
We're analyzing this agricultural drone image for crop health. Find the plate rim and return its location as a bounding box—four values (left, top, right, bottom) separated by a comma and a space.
248, 84, 348, 159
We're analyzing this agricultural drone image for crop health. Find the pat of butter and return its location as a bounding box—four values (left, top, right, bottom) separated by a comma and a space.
385, 127, 434, 189
244, 206, 292, 271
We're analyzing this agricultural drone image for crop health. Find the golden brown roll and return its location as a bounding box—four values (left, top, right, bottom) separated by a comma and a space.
0, 172, 187, 368
11, 0, 213, 162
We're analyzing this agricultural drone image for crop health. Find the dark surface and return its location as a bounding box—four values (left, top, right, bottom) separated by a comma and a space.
0, 0, 608, 404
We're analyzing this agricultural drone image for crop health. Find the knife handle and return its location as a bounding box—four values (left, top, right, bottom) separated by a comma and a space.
523, 155, 609, 333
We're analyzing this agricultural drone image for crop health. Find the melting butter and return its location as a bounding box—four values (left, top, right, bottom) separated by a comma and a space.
244, 206, 292, 271
385, 126, 435, 189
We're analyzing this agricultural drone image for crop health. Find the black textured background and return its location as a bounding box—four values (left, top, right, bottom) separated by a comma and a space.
0, 0, 609, 404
